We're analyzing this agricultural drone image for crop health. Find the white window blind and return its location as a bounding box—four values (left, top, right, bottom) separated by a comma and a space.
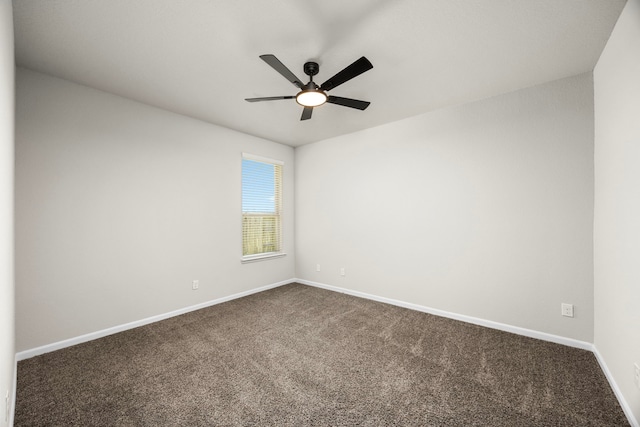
241, 154, 283, 261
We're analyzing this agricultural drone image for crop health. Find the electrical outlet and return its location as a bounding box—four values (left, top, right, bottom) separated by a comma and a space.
561, 303, 574, 317
340, 267, 346, 277
316, 264, 321, 272
634, 362, 640, 389
192, 280, 199, 290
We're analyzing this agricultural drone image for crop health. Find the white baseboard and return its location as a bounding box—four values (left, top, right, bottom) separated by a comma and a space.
295, 278, 592, 350
592, 347, 639, 427
16, 278, 296, 361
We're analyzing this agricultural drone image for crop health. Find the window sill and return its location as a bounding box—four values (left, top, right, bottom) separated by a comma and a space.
241, 252, 287, 264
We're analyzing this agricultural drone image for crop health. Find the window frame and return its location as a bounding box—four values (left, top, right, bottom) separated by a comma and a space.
240, 153, 286, 263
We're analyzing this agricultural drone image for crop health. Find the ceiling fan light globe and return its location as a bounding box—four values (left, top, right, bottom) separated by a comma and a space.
296, 90, 327, 107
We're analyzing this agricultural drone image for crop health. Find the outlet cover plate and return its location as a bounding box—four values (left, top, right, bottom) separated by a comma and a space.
634, 362, 640, 389
561, 303, 574, 317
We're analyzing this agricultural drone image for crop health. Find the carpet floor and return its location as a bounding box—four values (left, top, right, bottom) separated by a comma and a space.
15, 283, 629, 426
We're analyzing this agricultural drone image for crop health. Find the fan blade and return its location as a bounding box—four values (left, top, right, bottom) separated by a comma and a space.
245, 96, 295, 102
301, 106, 313, 121
260, 54, 305, 89
327, 96, 371, 110
320, 57, 373, 92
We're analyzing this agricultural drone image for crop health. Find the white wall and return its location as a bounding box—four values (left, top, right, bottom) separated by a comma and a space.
0, 1, 14, 425
296, 73, 595, 342
594, 0, 640, 423
15, 69, 295, 352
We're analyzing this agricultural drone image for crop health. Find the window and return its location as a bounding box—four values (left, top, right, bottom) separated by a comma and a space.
241, 153, 284, 262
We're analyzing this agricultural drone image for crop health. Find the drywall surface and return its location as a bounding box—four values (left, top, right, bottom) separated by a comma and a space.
15, 69, 295, 352
296, 73, 595, 342
0, 1, 14, 425
594, 0, 640, 423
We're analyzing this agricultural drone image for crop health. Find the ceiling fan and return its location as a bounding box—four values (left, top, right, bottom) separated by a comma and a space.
245, 54, 373, 121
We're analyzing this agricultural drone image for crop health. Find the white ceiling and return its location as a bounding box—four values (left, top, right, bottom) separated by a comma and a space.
13, 0, 626, 147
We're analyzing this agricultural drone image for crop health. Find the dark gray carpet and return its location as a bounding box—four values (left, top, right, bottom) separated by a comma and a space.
16, 283, 629, 426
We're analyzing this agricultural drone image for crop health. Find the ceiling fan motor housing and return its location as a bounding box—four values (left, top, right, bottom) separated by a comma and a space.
298, 62, 326, 107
